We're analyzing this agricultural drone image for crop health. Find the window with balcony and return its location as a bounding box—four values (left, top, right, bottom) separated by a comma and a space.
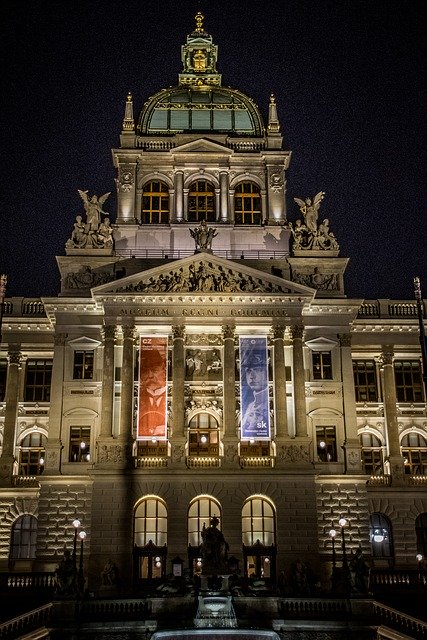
353, 360, 378, 402
141, 181, 169, 224
188, 180, 215, 222
73, 350, 94, 380
188, 412, 219, 457
312, 351, 332, 380
234, 181, 262, 225
394, 360, 424, 402
69, 426, 91, 462
360, 432, 383, 475
19, 433, 46, 476
401, 433, 427, 475
316, 426, 337, 462
369, 512, 393, 558
10, 515, 38, 559
24, 359, 52, 402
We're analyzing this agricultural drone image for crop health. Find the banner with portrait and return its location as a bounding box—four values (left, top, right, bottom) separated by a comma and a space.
239, 336, 270, 440
137, 336, 168, 440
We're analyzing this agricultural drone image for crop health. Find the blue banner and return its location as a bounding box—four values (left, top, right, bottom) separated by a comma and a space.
239, 336, 270, 440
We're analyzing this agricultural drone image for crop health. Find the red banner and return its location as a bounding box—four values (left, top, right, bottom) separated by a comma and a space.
137, 337, 168, 440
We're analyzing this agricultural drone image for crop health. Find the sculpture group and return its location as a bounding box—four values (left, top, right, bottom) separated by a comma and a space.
66, 191, 114, 249
289, 192, 339, 251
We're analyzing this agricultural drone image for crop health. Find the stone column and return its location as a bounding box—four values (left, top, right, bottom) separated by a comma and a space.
170, 325, 186, 466
215, 189, 220, 222
43, 333, 67, 475
220, 171, 229, 222
229, 189, 235, 224
222, 324, 238, 467
380, 346, 405, 482
117, 324, 135, 467
291, 325, 307, 438
272, 325, 288, 439
174, 171, 184, 222
261, 190, 268, 224
0, 346, 22, 486
339, 333, 362, 474
100, 325, 116, 438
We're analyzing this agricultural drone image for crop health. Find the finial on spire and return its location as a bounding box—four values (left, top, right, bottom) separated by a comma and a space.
122, 92, 135, 133
268, 93, 281, 134
195, 11, 204, 33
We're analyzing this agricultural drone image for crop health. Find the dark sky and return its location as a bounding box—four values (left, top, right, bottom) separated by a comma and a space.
0, 0, 425, 301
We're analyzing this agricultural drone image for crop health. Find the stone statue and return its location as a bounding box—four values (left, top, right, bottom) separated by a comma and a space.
55, 549, 77, 596
200, 515, 229, 575
78, 190, 111, 232
101, 558, 120, 587
294, 192, 325, 233
190, 220, 218, 251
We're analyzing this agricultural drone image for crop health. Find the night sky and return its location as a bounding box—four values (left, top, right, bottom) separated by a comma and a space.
0, 0, 425, 301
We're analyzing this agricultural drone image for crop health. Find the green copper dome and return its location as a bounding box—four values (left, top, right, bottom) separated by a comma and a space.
137, 12, 265, 137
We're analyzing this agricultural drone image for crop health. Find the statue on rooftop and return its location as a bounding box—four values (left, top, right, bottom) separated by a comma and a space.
78, 190, 111, 232
190, 219, 218, 252
290, 192, 339, 252
66, 191, 114, 250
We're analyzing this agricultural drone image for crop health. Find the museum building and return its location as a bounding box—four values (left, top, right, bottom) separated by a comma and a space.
0, 13, 426, 606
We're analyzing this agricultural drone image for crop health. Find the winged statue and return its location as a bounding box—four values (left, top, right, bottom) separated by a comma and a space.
78, 190, 111, 232
293, 191, 325, 233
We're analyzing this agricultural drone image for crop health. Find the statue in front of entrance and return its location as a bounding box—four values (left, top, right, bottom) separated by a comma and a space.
190, 220, 218, 252
200, 515, 229, 575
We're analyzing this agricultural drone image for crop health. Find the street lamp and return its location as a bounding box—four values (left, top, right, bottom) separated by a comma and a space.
72, 519, 81, 564
338, 518, 348, 571
329, 529, 337, 570
78, 530, 87, 596
416, 553, 424, 583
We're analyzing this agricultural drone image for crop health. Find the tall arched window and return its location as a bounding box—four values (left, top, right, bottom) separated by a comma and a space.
134, 497, 167, 582
188, 180, 215, 222
234, 182, 261, 224
188, 412, 219, 457
401, 433, 427, 475
19, 432, 46, 476
415, 513, 427, 557
242, 496, 276, 582
369, 512, 393, 558
360, 433, 383, 475
10, 515, 38, 559
188, 496, 222, 574
141, 181, 169, 224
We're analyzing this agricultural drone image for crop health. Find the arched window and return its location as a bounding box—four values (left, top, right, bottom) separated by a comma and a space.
134, 497, 167, 582
19, 432, 46, 476
10, 515, 38, 559
369, 513, 393, 558
188, 180, 215, 222
242, 497, 276, 582
401, 433, 427, 475
188, 496, 222, 574
415, 513, 427, 557
234, 182, 261, 225
188, 412, 219, 457
360, 433, 383, 475
141, 181, 169, 224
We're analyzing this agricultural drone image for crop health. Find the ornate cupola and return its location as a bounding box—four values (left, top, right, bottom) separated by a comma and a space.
179, 12, 222, 87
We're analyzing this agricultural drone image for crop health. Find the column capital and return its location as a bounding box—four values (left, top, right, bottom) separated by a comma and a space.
102, 324, 117, 341
54, 333, 67, 347
290, 325, 304, 340
380, 345, 394, 367
122, 324, 136, 341
271, 325, 285, 341
338, 333, 352, 348
8, 349, 22, 367
222, 324, 235, 340
173, 325, 185, 340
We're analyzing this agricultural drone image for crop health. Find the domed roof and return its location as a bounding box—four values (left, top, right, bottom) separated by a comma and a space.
137, 12, 265, 138
138, 85, 265, 137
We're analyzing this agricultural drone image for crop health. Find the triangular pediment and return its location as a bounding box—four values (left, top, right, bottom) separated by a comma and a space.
172, 138, 232, 154
92, 252, 314, 298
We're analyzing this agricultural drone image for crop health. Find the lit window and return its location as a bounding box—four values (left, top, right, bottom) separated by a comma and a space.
394, 360, 424, 402
134, 497, 167, 581
188, 497, 222, 574
19, 433, 46, 476
312, 351, 332, 380
242, 497, 276, 581
353, 360, 378, 402
141, 181, 169, 224
10, 515, 38, 559
369, 513, 393, 558
188, 413, 219, 457
360, 433, 383, 475
188, 180, 215, 222
316, 426, 337, 462
234, 182, 262, 225
73, 350, 94, 380
69, 426, 91, 462
24, 359, 52, 402
401, 433, 427, 475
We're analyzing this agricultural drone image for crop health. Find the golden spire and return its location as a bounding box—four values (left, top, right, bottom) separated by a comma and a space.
195, 11, 204, 33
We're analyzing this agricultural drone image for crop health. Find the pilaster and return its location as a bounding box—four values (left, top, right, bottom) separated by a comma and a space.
43, 333, 67, 475
0, 346, 22, 486
339, 333, 362, 474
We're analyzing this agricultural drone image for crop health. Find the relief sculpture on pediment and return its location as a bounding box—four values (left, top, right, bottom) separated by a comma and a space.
117, 262, 288, 294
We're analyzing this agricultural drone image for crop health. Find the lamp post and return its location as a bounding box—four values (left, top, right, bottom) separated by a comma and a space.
329, 529, 337, 570
338, 518, 348, 571
72, 518, 81, 565
78, 530, 87, 596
